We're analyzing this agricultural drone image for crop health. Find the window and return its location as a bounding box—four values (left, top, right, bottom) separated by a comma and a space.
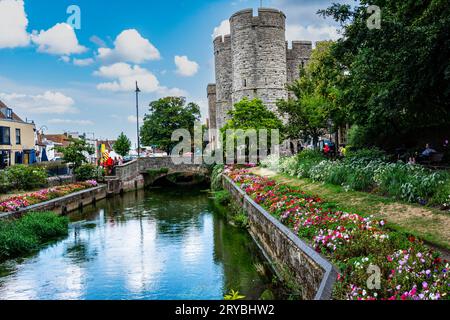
0, 126, 10, 145
0, 150, 10, 168
243, 79, 247, 87
6, 108, 12, 119
16, 128, 21, 145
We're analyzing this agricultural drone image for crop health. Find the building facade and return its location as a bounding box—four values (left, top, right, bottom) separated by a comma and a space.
0, 101, 36, 168
208, 8, 313, 138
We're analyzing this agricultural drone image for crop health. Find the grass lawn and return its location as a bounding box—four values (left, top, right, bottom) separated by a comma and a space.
251, 167, 450, 254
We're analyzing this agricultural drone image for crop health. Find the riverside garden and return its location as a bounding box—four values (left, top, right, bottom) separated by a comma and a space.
0, 0, 449, 301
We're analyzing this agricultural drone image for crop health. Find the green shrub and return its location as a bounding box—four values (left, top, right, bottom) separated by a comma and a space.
279, 156, 300, 176
74, 164, 97, 181
260, 154, 281, 171
232, 211, 249, 228
0, 212, 69, 261
430, 178, 450, 207
295, 150, 325, 178
0, 171, 9, 194
6, 165, 48, 191
345, 148, 388, 164
211, 164, 225, 191
325, 163, 351, 186
214, 190, 231, 206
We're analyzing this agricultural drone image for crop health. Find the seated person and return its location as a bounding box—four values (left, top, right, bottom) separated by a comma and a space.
422, 143, 437, 157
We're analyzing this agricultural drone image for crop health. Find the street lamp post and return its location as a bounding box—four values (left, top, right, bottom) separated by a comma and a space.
135, 81, 141, 159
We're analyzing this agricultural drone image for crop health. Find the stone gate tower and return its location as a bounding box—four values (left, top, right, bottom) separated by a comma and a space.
208, 7, 313, 135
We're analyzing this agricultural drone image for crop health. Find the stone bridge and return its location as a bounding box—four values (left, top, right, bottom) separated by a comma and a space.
105, 157, 209, 195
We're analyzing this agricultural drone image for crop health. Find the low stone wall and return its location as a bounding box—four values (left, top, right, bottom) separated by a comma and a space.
0, 185, 107, 220
223, 175, 338, 300
47, 175, 75, 187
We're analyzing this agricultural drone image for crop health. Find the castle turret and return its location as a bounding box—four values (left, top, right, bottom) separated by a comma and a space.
214, 35, 233, 130
208, 8, 315, 134
207, 84, 217, 148
287, 41, 312, 84
230, 8, 288, 112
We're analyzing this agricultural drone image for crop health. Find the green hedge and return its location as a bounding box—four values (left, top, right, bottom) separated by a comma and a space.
0, 165, 48, 193
261, 149, 450, 206
0, 212, 69, 261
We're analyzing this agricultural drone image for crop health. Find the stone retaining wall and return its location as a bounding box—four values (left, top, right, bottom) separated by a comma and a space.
0, 185, 107, 220
223, 175, 338, 300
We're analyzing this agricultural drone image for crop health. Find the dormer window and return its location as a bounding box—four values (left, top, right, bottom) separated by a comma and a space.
6, 108, 12, 119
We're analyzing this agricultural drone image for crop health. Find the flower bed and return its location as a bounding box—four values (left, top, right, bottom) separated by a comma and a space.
0, 180, 98, 212
225, 166, 449, 300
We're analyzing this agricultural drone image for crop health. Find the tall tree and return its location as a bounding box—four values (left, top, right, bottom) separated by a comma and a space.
113, 132, 132, 157
277, 41, 345, 148
55, 137, 95, 169
319, 0, 450, 148
140, 97, 201, 154
221, 98, 284, 160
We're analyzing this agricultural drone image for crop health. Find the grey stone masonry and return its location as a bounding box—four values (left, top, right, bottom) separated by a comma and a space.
287, 41, 312, 84
208, 7, 315, 132
223, 175, 338, 300
214, 35, 233, 130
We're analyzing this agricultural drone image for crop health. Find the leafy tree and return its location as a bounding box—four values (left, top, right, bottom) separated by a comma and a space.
141, 97, 201, 154
221, 98, 284, 160
55, 138, 95, 169
277, 41, 345, 148
319, 0, 450, 148
113, 132, 132, 157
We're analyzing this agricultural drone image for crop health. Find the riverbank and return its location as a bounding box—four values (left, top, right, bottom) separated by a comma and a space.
226, 166, 448, 300
0, 212, 69, 262
252, 167, 450, 253
0, 181, 106, 219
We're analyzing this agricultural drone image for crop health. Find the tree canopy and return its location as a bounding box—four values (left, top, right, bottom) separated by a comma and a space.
221, 98, 284, 160
55, 137, 95, 168
277, 41, 344, 147
140, 97, 201, 154
113, 132, 132, 157
319, 0, 450, 148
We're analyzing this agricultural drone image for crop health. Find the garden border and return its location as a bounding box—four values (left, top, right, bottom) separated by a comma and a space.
223, 175, 338, 300
0, 185, 107, 220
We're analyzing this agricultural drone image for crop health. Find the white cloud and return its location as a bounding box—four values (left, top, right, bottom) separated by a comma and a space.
286, 24, 340, 43
48, 119, 94, 126
127, 115, 144, 124
212, 20, 230, 39
94, 62, 186, 96
0, 0, 30, 48
31, 23, 87, 55
73, 58, 94, 67
0, 91, 77, 114
60, 56, 70, 63
174, 55, 199, 77
97, 29, 160, 64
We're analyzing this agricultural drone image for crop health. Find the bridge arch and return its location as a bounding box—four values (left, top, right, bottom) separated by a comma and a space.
106, 157, 209, 194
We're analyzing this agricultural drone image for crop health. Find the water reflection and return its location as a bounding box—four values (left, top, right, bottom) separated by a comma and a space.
0, 187, 271, 300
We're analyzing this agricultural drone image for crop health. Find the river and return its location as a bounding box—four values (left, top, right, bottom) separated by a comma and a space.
0, 186, 273, 300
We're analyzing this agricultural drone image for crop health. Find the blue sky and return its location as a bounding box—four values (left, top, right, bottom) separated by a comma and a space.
0, 0, 351, 146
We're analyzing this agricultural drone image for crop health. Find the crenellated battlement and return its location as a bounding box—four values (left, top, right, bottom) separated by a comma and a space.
213, 34, 231, 49
287, 40, 313, 59
207, 84, 216, 95
230, 8, 286, 30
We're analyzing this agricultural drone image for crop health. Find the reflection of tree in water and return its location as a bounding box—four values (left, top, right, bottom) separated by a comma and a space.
143, 187, 210, 237
212, 203, 270, 299
63, 237, 98, 264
